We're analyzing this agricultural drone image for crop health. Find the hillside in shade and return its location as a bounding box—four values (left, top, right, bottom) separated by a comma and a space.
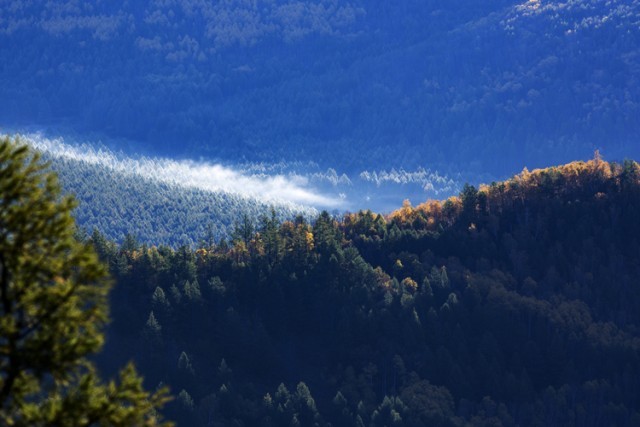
93, 155, 640, 426
2, 0, 639, 178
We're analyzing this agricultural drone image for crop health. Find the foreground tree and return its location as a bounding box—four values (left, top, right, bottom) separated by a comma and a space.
0, 137, 171, 425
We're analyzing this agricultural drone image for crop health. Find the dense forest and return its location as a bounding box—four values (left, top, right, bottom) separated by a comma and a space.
2, 0, 640, 175
10, 133, 461, 237
91, 155, 640, 426
43, 151, 316, 246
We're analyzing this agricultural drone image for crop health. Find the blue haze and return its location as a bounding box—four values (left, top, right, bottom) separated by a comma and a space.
1, 0, 639, 211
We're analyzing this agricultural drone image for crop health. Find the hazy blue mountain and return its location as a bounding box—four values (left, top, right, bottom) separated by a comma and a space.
2, 0, 638, 181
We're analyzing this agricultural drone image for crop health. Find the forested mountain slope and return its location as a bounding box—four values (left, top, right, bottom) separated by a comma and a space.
2, 0, 639, 176
14, 132, 460, 228
41, 150, 316, 246
94, 156, 640, 426
54, 155, 315, 246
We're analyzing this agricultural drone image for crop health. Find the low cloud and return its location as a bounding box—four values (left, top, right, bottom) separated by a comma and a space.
359, 167, 459, 195
18, 133, 343, 210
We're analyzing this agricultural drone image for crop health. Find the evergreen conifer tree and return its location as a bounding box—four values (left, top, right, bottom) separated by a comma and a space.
0, 137, 170, 425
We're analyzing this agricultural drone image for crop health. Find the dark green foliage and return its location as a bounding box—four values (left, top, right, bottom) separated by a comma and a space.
100, 159, 640, 426
0, 137, 170, 425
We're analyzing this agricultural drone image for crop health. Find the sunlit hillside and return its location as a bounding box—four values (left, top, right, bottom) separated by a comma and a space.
20, 134, 324, 245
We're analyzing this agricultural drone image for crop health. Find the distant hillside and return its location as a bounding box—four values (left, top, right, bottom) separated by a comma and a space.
2, 0, 639, 176
97, 156, 640, 426
14, 131, 462, 219
24, 137, 320, 246
53, 155, 312, 246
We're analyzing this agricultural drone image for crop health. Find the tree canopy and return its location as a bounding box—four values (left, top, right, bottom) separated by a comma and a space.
96, 155, 640, 425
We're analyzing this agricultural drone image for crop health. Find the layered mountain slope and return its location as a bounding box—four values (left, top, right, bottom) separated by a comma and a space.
2, 0, 639, 176
23, 136, 319, 246
97, 156, 640, 425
